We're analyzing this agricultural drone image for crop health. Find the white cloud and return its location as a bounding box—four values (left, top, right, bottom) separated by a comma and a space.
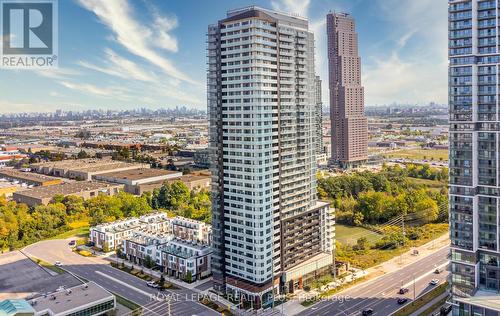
78, 48, 157, 82
59, 81, 125, 98
77, 0, 198, 85
362, 0, 448, 105
271, 0, 311, 17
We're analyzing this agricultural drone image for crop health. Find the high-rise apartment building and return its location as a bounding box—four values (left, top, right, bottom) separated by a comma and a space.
315, 76, 325, 157
449, 1, 500, 314
207, 6, 334, 309
327, 12, 368, 168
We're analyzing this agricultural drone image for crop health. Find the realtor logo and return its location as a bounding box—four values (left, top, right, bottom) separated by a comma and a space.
1, 0, 58, 68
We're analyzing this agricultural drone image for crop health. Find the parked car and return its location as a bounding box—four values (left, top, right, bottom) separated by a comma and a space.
397, 298, 408, 305
54, 261, 62, 267
68, 240, 76, 247
361, 308, 374, 316
430, 279, 440, 285
399, 287, 409, 294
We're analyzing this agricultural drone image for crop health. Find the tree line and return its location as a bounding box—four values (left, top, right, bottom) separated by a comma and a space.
318, 164, 448, 227
0, 180, 210, 251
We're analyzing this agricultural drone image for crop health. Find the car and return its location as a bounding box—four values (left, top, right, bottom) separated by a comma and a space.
361, 308, 374, 316
146, 281, 158, 288
68, 240, 76, 246
435, 268, 442, 274
54, 261, 62, 266
430, 279, 440, 285
397, 298, 408, 305
399, 287, 409, 294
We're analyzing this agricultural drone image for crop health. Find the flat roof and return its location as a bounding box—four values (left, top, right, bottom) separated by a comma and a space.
32, 159, 146, 173
456, 291, 500, 311
13, 181, 122, 199
96, 168, 181, 181
0, 169, 61, 183
30, 282, 114, 315
169, 175, 210, 183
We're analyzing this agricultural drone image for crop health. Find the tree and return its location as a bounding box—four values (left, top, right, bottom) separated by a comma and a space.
143, 255, 155, 269
354, 237, 369, 251
159, 273, 165, 288
77, 150, 89, 159
184, 270, 193, 283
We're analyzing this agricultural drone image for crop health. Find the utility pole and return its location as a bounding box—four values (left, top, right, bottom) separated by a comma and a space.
413, 274, 416, 302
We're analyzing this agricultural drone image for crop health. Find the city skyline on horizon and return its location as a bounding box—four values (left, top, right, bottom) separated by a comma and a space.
0, 0, 447, 113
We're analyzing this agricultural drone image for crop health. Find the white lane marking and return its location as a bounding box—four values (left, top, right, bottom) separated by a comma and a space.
95, 270, 151, 297
401, 261, 449, 289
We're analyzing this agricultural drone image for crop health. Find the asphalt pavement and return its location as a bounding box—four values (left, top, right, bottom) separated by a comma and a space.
298, 246, 450, 316
22, 239, 218, 316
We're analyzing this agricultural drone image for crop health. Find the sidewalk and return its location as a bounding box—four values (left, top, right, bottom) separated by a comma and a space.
409, 292, 448, 316
106, 256, 212, 291
281, 234, 450, 316
366, 234, 450, 277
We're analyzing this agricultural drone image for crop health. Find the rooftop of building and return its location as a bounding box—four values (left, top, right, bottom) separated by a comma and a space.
31, 158, 147, 173
168, 174, 210, 183
0, 168, 62, 183
96, 168, 181, 181
159, 238, 212, 258
0, 299, 35, 316
13, 181, 122, 199
127, 230, 173, 246
91, 212, 170, 233
172, 216, 209, 227
28, 282, 114, 315
456, 290, 500, 311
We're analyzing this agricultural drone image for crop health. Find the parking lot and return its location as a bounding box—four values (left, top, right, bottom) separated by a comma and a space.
0, 250, 81, 300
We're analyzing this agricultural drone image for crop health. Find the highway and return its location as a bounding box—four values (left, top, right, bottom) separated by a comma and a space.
298, 246, 450, 316
23, 239, 218, 316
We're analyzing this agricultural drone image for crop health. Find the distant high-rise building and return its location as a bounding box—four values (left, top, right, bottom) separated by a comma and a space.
315, 76, 325, 156
208, 6, 334, 309
327, 12, 368, 168
449, 1, 500, 315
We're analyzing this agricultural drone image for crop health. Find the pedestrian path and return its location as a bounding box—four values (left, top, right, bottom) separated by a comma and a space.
409, 292, 448, 316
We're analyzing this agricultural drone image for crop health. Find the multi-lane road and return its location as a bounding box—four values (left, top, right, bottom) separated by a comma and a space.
298, 246, 450, 316
22, 239, 449, 316
22, 239, 218, 316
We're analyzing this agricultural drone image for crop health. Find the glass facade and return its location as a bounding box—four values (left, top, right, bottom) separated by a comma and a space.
449, 1, 500, 313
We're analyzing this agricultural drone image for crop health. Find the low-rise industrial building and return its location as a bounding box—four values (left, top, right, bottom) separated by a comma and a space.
167, 175, 211, 191
24, 282, 115, 316
0, 169, 62, 187
12, 182, 123, 207
31, 159, 148, 181
0, 182, 17, 197
92, 168, 182, 194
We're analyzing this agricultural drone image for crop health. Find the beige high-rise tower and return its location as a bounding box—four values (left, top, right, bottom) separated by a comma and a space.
327, 12, 368, 168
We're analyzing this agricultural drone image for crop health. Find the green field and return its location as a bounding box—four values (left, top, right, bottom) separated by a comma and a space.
383, 149, 448, 161
407, 178, 446, 191
336, 224, 382, 246
49, 224, 89, 240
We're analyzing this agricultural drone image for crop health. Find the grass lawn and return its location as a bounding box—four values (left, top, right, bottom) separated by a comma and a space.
31, 256, 65, 274
49, 221, 89, 240
383, 149, 448, 161
336, 223, 449, 269
393, 282, 448, 316
335, 224, 382, 246
407, 178, 446, 191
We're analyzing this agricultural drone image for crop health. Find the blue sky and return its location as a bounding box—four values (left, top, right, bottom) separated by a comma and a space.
0, 0, 448, 113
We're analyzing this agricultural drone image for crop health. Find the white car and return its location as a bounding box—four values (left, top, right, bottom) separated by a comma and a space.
146, 281, 158, 288
54, 261, 62, 267
430, 279, 440, 285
